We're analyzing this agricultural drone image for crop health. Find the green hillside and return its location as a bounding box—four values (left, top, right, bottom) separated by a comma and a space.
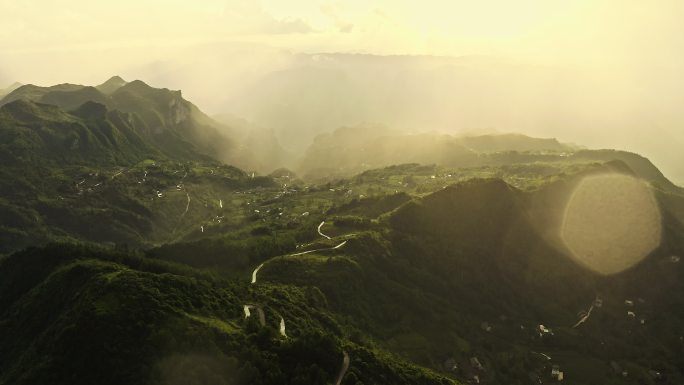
0, 243, 455, 385
0, 78, 286, 171
2, 76, 684, 385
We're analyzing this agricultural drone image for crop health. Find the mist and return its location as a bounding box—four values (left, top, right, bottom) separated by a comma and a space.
5, 3, 684, 384
1, 0, 683, 182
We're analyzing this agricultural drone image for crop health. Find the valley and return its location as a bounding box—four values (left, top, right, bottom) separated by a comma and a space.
1, 77, 683, 385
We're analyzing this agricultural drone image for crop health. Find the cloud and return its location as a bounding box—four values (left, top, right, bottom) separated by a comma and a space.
320, 3, 354, 33
264, 18, 314, 34
220, 1, 314, 35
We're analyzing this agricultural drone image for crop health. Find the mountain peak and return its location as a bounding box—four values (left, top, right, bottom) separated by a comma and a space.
125, 79, 151, 89
105, 75, 125, 83
96, 75, 127, 95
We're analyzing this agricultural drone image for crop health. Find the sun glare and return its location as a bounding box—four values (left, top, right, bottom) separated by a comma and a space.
561, 173, 662, 275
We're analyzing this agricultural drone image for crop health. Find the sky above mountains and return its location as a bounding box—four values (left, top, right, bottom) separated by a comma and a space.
1, 0, 684, 182
3, 0, 683, 96
1, 0, 683, 66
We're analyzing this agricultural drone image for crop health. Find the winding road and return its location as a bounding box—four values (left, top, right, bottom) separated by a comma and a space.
334, 350, 350, 385
572, 297, 597, 328
279, 317, 288, 338
288, 241, 347, 257
318, 221, 332, 239
251, 263, 264, 284
240, 220, 353, 379
250, 240, 347, 283
180, 192, 191, 219
243, 305, 265, 326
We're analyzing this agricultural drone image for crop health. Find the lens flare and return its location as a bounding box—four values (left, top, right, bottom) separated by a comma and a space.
561, 173, 661, 275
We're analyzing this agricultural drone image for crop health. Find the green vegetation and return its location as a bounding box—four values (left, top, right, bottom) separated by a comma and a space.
2, 78, 684, 384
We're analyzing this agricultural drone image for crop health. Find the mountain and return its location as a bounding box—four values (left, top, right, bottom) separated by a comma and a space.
219, 54, 589, 152
259, 167, 684, 384
0, 82, 22, 99
213, 113, 293, 173
0, 77, 286, 170
187, 51, 681, 183
2, 129, 684, 384
109, 79, 234, 161
297, 125, 683, 196
96, 75, 127, 95
1, 83, 85, 105
459, 133, 569, 153
2, 75, 684, 385
0, 243, 451, 385
299, 126, 478, 178
0, 99, 157, 165
0, 80, 281, 254
40, 86, 112, 111
0, 80, 228, 162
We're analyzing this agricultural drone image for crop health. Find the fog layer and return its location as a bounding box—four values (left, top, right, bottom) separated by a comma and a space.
1, 1, 683, 182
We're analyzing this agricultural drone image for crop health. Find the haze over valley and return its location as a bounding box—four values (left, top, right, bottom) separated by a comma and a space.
1, 2, 684, 385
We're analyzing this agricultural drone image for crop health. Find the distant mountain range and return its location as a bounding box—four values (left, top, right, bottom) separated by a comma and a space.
298, 125, 679, 189
0, 77, 286, 172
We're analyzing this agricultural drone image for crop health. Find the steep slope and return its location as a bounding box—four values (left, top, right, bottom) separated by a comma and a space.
0, 77, 289, 170
0, 99, 156, 165
0, 243, 457, 385
0, 97, 254, 253
110, 80, 234, 161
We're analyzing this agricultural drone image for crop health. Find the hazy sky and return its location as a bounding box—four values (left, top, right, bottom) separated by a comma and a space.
2, 0, 683, 90
2, 0, 683, 69
1, 0, 683, 181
